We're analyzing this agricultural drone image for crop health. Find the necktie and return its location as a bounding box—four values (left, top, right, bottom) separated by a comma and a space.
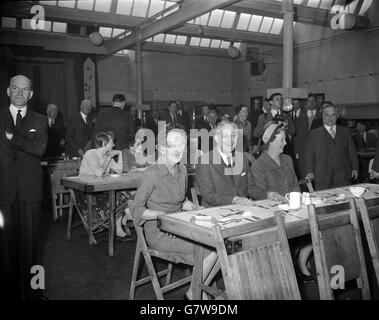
16, 110, 22, 129
329, 127, 336, 139
226, 155, 232, 167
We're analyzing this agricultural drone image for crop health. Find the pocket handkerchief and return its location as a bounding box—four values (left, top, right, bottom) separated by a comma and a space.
241, 172, 246, 176
29, 129, 37, 132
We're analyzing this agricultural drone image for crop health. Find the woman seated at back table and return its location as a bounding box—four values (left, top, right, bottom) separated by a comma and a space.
131, 125, 218, 299
251, 122, 314, 282
78, 131, 133, 241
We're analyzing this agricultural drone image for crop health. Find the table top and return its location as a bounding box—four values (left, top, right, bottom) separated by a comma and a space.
61, 171, 142, 193
158, 183, 379, 246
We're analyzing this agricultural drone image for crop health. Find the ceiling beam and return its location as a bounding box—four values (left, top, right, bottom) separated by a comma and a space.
227, 0, 369, 27
172, 24, 282, 46
0, 29, 107, 55
105, 0, 242, 54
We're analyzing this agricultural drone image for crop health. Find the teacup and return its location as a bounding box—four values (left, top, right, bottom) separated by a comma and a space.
285, 192, 302, 209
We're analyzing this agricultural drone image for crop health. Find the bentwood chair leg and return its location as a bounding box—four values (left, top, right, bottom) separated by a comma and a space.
165, 263, 174, 287
129, 242, 141, 300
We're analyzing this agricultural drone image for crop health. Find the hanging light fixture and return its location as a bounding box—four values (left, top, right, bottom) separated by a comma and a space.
89, 31, 104, 46
227, 45, 240, 59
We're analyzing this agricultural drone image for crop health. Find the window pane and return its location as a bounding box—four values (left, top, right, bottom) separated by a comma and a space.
77, 0, 94, 10
112, 28, 125, 37
319, 0, 334, 10
236, 13, 251, 30
94, 0, 112, 13
148, 0, 165, 17
22, 19, 32, 30
57, 0, 75, 8
193, 13, 209, 25
220, 10, 236, 28
207, 9, 223, 28
41, 1, 57, 6
132, 0, 149, 17
307, 0, 321, 8
248, 15, 263, 32
175, 35, 187, 45
210, 39, 221, 48
165, 34, 176, 44
1, 17, 17, 28
99, 26, 112, 38
153, 33, 165, 43
52, 22, 67, 33
220, 40, 230, 49
270, 18, 283, 34
116, 0, 134, 15
259, 17, 274, 33
199, 38, 211, 47
189, 37, 201, 46
359, 0, 373, 16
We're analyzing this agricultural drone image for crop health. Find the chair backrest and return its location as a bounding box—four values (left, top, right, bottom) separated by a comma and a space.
191, 180, 201, 207
299, 177, 314, 193
307, 198, 370, 300
211, 212, 301, 300
355, 197, 379, 288
49, 162, 80, 196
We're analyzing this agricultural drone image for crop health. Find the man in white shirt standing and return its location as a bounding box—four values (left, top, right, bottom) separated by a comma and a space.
305, 102, 358, 190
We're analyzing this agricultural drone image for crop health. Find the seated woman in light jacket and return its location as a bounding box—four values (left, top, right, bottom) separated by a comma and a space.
251, 123, 314, 282
78, 131, 132, 240
131, 125, 218, 299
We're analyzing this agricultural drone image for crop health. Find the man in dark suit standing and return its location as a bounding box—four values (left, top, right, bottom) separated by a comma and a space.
195, 121, 256, 207
94, 94, 135, 150
65, 99, 93, 158
292, 94, 323, 179
195, 104, 210, 131
354, 121, 377, 151
146, 109, 160, 138
44, 103, 65, 157
305, 102, 358, 190
0, 75, 48, 299
176, 100, 192, 134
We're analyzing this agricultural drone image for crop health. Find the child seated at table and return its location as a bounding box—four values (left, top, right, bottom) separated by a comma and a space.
77, 131, 133, 241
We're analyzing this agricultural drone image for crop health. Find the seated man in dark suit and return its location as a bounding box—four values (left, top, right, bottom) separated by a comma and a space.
305, 102, 358, 190
65, 99, 93, 158
44, 103, 65, 157
95, 94, 136, 150
195, 120, 256, 207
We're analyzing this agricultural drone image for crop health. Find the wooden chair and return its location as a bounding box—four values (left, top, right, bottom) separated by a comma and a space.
211, 212, 301, 299
355, 197, 379, 288
129, 217, 193, 300
307, 199, 371, 300
49, 161, 80, 221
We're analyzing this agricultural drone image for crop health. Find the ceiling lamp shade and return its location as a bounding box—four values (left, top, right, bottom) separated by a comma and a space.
227, 46, 240, 59
89, 31, 104, 46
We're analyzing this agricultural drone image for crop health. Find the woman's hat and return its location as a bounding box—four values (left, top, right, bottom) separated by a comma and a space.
262, 122, 280, 144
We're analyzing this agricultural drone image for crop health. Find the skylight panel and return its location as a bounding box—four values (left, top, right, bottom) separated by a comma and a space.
41, 1, 57, 6
210, 39, 221, 48
52, 21, 67, 33
193, 13, 210, 26
175, 35, 187, 45
145, 37, 153, 42
153, 33, 165, 43
132, 0, 149, 18
164, 34, 176, 44
99, 26, 112, 38
207, 9, 224, 28
233, 42, 241, 49
307, 0, 321, 8
259, 17, 274, 33
148, 0, 165, 17
116, 0, 133, 15
270, 18, 283, 34
190, 37, 201, 46
163, 1, 180, 17
57, 0, 75, 8
220, 10, 236, 28
248, 15, 263, 32
199, 38, 211, 47
318, 0, 334, 10
112, 28, 125, 37
22, 19, 32, 30
236, 13, 251, 30
220, 40, 230, 49
346, 0, 358, 13
77, 0, 94, 10
1, 17, 17, 28
94, 0, 112, 13
359, 0, 373, 16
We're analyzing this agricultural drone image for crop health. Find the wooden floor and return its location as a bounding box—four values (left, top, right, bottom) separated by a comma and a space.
40, 205, 379, 300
